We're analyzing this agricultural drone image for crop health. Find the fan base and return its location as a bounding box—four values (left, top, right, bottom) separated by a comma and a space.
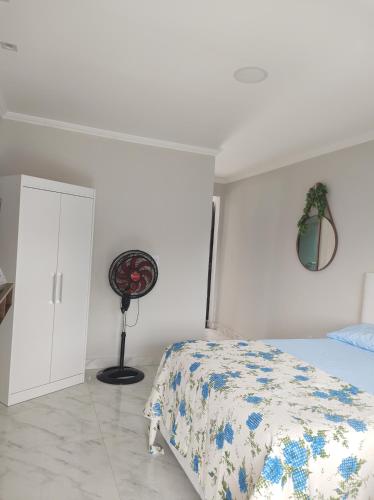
96, 366, 145, 385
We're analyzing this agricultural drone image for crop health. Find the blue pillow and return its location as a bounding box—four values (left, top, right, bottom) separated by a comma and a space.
327, 323, 374, 352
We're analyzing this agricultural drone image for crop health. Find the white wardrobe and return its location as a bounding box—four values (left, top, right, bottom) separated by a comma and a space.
0, 175, 95, 405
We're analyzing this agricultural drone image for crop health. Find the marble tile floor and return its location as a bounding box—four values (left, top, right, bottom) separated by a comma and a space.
0, 366, 200, 500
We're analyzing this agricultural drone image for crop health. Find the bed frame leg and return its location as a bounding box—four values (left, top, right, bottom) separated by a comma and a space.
148, 420, 164, 455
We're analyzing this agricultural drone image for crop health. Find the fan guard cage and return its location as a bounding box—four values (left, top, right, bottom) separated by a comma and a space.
108, 250, 158, 299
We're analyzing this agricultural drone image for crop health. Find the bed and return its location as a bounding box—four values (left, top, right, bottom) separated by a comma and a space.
144, 276, 374, 499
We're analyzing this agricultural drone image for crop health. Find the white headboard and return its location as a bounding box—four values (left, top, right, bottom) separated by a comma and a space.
361, 273, 374, 324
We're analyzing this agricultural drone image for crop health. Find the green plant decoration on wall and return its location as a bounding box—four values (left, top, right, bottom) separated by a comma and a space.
297, 182, 328, 234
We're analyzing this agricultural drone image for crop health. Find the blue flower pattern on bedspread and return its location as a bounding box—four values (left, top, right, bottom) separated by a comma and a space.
144, 340, 374, 499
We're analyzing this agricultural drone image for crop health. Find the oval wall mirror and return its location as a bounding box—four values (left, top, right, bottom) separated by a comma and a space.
297, 183, 338, 271
297, 215, 337, 271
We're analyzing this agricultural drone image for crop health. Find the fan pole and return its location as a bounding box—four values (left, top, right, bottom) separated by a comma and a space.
96, 294, 145, 385
119, 318, 126, 370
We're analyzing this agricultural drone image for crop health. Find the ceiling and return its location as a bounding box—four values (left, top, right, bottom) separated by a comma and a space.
1, 0, 374, 182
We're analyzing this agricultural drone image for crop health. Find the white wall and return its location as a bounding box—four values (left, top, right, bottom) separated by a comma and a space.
216, 140, 374, 340
0, 118, 214, 366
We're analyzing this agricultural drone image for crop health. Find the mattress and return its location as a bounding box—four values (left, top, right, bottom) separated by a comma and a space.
265, 338, 374, 394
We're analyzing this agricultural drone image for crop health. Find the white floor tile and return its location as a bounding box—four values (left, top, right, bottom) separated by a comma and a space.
0, 367, 199, 500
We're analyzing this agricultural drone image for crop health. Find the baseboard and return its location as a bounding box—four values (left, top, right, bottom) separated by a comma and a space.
85, 354, 160, 370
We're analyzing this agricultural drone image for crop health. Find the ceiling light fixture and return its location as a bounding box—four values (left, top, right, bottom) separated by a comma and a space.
0, 41, 18, 52
234, 66, 268, 84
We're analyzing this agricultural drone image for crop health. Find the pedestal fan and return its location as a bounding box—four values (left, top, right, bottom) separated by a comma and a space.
97, 250, 158, 385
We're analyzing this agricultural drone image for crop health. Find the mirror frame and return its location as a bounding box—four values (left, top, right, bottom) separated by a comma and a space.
297, 188, 338, 272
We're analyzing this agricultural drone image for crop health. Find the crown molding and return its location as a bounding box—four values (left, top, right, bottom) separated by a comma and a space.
3, 111, 220, 157
214, 176, 228, 184
223, 129, 374, 184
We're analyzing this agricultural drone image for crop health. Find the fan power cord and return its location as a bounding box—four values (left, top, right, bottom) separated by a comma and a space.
124, 299, 140, 328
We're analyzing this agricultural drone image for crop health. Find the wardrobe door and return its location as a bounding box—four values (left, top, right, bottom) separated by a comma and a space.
10, 188, 60, 393
50, 194, 94, 381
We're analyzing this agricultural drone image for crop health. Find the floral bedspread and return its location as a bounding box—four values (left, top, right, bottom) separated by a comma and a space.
144, 340, 374, 499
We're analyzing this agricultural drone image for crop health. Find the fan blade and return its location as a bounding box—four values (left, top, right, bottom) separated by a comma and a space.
140, 269, 153, 282
118, 282, 131, 292
137, 260, 152, 271
117, 260, 131, 273
116, 269, 130, 280
130, 256, 138, 270
117, 277, 130, 285
117, 268, 130, 279
138, 277, 147, 292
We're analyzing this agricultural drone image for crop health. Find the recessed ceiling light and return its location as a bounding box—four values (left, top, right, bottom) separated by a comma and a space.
0, 41, 18, 52
234, 66, 268, 84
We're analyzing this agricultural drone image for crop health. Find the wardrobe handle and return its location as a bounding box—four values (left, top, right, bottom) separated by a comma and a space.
51, 273, 57, 304
56, 273, 63, 304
